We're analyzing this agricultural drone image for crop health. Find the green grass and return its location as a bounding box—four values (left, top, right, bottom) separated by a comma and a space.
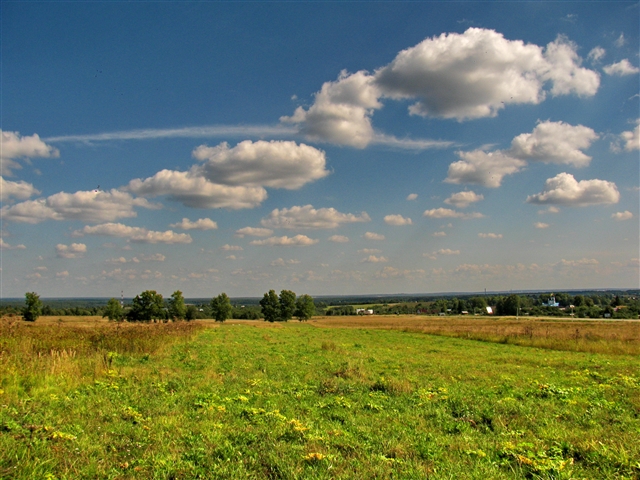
1, 322, 639, 479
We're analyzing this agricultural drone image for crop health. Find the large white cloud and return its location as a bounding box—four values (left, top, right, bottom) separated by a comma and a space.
169, 217, 218, 230
194, 140, 329, 189
0, 176, 40, 201
280, 71, 381, 148
603, 59, 640, 76
375, 29, 598, 120
126, 169, 268, 209
444, 191, 484, 208
1, 189, 157, 224
526, 173, 620, 206
261, 205, 371, 229
1, 131, 60, 175
72, 223, 192, 244
508, 121, 598, 167
445, 150, 526, 188
55, 243, 87, 259
249, 235, 319, 246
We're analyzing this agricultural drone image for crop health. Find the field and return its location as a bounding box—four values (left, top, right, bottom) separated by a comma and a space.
1, 315, 639, 479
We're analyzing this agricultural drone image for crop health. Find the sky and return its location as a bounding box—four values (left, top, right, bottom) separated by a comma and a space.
1, 1, 638, 299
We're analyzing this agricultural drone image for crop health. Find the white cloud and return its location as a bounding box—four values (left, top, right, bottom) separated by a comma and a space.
384, 214, 412, 226
126, 168, 268, 209
526, 173, 620, 206
250, 235, 319, 247
72, 223, 193, 244
359, 248, 381, 254
235, 227, 274, 238
612, 211, 633, 221
281, 70, 382, 148
56, 271, 69, 278
0, 177, 40, 201
444, 191, 484, 208
137, 253, 166, 262
1, 131, 59, 175
363, 232, 385, 241
423, 208, 484, 219
508, 121, 598, 167
445, 150, 526, 188
56, 243, 87, 259
620, 121, 639, 151
0, 238, 26, 250
587, 46, 606, 62
534, 222, 550, 229
221, 244, 243, 251
375, 266, 426, 279
328, 235, 349, 243
603, 59, 639, 76
432, 231, 447, 237
538, 206, 560, 214
437, 248, 460, 255
406, 193, 418, 201
375, 29, 598, 120
362, 255, 388, 263
270, 258, 301, 267
194, 140, 329, 189
170, 217, 218, 230
478, 233, 503, 239
614, 33, 625, 47
261, 205, 370, 229
1, 189, 156, 224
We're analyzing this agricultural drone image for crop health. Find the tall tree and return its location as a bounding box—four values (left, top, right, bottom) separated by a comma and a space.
23, 292, 42, 322
168, 290, 187, 320
210, 293, 232, 322
128, 290, 165, 322
295, 294, 315, 321
103, 298, 124, 321
279, 290, 297, 322
260, 290, 280, 322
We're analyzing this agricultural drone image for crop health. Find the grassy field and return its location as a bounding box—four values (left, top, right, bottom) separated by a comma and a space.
1, 316, 639, 479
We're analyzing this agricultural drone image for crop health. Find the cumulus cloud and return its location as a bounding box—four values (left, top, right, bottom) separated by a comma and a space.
406, 193, 418, 201
328, 235, 349, 243
603, 59, 639, 76
384, 214, 412, 226
534, 222, 550, 229
445, 150, 526, 188
170, 217, 218, 230
56, 243, 87, 259
270, 258, 301, 267
587, 47, 605, 62
0, 238, 26, 250
359, 248, 381, 254
1, 131, 60, 175
437, 248, 460, 255
612, 211, 633, 221
526, 173, 620, 206
1, 189, 157, 224
478, 233, 503, 239
235, 227, 274, 238
250, 235, 319, 246
221, 244, 243, 251
619, 121, 639, 151
72, 223, 192, 244
0, 177, 40, 201
375, 29, 598, 120
508, 121, 598, 167
363, 232, 385, 241
444, 191, 484, 208
374, 266, 426, 279
261, 205, 371, 229
361, 255, 388, 263
423, 208, 484, 219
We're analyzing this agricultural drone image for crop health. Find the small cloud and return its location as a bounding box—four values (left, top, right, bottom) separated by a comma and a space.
56, 243, 87, 259
384, 214, 412, 226
444, 191, 484, 208
328, 235, 349, 243
432, 231, 447, 237
221, 244, 243, 251
55, 271, 69, 278
587, 46, 605, 62
423, 208, 484, 219
437, 248, 460, 255
526, 173, 620, 206
235, 227, 274, 238
534, 222, 550, 229
363, 232, 385, 241
226, 255, 237, 260
615, 33, 625, 47
612, 211, 633, 221
361, 255, 388, 263
538, 206, 560, 214
0, 238, 26, 250
478, 233, 502, 239
406, 193, 418, 201
359, 248, 381, 254
170, 217, 218, 230
250, 235, 319, 246
603, 59, 639, 76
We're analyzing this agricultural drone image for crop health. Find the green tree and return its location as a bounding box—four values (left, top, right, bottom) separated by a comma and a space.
23, 292, 42, 322
185, 305, 199, 321
260, 290, 280, 322
294, 294, 315, 321
103, 298, 124, 321
168, 290, 187, 320
128, 290, 165, 322
498, 294, 521, 316
279, 289, 297, 322
210, 293, 232, 322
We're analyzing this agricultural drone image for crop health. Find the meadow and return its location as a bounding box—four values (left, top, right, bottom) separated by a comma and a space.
1, 315, 639, 479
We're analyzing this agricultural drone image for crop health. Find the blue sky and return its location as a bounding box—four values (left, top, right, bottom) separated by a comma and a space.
1, 1, 638, 298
